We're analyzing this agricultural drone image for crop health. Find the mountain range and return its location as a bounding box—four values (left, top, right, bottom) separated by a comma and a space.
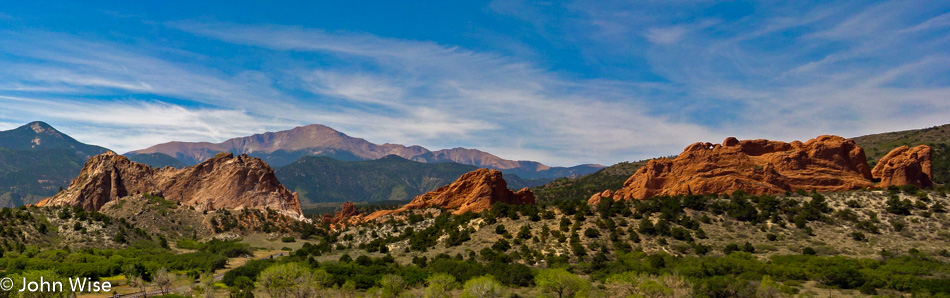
0, 122, 574, 207
1, 121, 947, 208
126, 124, 603, 179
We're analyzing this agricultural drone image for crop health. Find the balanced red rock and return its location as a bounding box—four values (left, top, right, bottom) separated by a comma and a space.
37, 151, 303, 217
590, 135, 933, 204
321, 202, 360, 225
872, 145, 933, 188
362, 168, 534, 222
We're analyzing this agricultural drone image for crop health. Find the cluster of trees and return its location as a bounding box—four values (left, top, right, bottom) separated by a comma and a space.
0, 238, 247, 284
577, 249, 950, 295
221, 248, 949, 297
0, 205, 160, 251
604, 190, 837, 227
237, 258, 516, 298
224, 252, 537, 294
349, 211, 481, 253
885, 189, 944, 217
176, 239, 253, 258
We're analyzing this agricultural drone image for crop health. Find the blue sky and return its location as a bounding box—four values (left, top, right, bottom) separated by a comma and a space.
1, 1, 949, 166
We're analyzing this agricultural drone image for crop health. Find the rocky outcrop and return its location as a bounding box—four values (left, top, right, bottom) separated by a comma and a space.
36, 151, 302, 217
321, 202, 360, 225
362, 169, 535, 222
872, 145, 933, 188
35, 151, 156, 211
590, 135, 880, 203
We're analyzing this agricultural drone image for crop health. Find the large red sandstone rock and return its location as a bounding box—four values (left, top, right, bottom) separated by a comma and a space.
362, 169, 534, 222
873, 145, 933, 188
321, 202, 360, 225
590, 135, 878, 203
37, 151, 302, 217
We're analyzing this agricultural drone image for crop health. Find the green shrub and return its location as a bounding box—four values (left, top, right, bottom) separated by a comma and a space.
583, 227, 600, 238
724, 243, 740, 255
886, 196, 913, 215
802, 247, 817, 255
850, 232, 867, 241
222, 258, 277, 286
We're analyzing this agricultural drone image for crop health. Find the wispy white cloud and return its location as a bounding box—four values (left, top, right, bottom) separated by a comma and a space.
0, 95, 295, 153
302, 71, 408, 107
0, 31, 297, 114
2, 1, 949, 167
0, 22, 715, 165
170, 21, 716, 165
564, 0, 950, 142
903, 12, 950, 33
645, 26, 689, 45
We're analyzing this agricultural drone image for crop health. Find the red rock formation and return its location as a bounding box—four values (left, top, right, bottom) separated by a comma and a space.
36, 151, 302, 217
321, 202, 360, 225
873, 145, 933, 188
35, 151, 159, 211
589, 190, 614, 206
590, 135, 878, 203
362, 169, 534, 222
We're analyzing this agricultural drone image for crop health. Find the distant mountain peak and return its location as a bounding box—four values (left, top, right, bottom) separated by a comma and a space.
285, 124, 350, 138
10, 121, 48, 134
19, 122, 66, 149
128, 123, 602, 179
296, 123, 337, 131
0, 121, 109, 159
26, 121, 56, 134
12, 121, 62, 138
0, 121, 112, 207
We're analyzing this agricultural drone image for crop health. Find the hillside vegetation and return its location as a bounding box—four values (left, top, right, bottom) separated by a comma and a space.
531, 160, 648, 202
0, 148, 85, 207
311, 188, 950, 296
1, 188, 947, 296
852, 123, 949, 184
0, 122, 109, 207
277, 155, 547, 204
